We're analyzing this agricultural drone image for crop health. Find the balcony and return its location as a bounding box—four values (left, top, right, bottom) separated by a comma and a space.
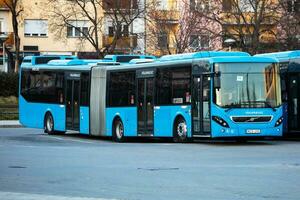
149, 10, 180, 24
102, 35, 138, 50
103, 0, 139, 12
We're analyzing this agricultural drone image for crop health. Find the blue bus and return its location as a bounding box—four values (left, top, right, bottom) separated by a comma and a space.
255, 50, 300, 135
19, 53, 283, 142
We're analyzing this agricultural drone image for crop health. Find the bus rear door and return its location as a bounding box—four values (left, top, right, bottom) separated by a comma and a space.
136, 69, 155, 136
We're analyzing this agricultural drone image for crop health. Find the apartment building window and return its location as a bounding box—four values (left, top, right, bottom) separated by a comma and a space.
189, 35, 199, 48
238, 0, 254, 12
288, 0, 299, 12
67, 20, 89, 37
222, 0, 232, 12
24, 20, 48, 37
222, 0, 254, 12
158, 32, 168, 48
103, 0, 138, 10
107, 25, 129, 37
0, 19, 3, 33
158, 0, 168, 10
190, 0, 210, 11
189, 34, 210, 49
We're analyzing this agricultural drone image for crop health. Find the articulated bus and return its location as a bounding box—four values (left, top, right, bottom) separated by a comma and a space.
256, 50, 300, 135
19, 53, 283, 142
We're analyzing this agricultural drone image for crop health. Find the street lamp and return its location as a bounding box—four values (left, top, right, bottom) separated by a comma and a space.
224, 38, 236, 51
0, 34, 8, 72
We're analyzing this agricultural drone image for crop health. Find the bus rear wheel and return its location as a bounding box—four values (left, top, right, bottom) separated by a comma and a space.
173, 118, 188, 143
44, 113, 55, 135
113, 119, 125, 142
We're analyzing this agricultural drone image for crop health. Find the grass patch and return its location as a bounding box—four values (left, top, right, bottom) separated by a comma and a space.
0, 96, 18, 120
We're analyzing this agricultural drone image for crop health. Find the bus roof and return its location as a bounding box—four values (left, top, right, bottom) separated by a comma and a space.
159, 51, 250, 62
21, 62, 93, 71
206, 56, 278, 64
255, 50, 300, 62
103, 54, 156, 62
48, 59, 86, 66
103, 56, 278, 72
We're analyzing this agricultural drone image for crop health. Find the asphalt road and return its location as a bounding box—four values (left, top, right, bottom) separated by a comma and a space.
0, 128, 300, 200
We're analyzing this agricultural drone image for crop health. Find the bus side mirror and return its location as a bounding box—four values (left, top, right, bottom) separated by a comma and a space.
214, 72, 221, 90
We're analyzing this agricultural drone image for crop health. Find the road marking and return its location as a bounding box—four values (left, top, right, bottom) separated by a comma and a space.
45, 136, 98, 144
0, 192, 117, 200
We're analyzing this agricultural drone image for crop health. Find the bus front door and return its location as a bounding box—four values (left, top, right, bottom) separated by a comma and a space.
137, 78, 154, 136
66, 76, 80, 131
192, 75, 211, 136
288, 74, 300, 132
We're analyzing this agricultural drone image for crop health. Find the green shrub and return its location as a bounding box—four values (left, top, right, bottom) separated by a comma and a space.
0, 72, 19, 97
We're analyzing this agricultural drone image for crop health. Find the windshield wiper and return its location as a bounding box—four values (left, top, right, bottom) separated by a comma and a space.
225, 103, 240, 112
247, 100, 276, 111
262, 101, 276, 111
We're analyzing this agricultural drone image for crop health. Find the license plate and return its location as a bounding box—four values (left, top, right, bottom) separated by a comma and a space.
246, 129, 261, 134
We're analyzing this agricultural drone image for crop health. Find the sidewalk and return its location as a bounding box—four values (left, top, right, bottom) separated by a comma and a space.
0, 120, 22, 128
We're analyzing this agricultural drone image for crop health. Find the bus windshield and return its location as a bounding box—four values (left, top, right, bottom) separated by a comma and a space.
214, 62, 282, 109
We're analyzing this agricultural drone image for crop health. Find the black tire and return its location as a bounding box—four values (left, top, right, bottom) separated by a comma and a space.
173, 118, 188, 143
44, 113, 55, 135
113, 119, 125, 142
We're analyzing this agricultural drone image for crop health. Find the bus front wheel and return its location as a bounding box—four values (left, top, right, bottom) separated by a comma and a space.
113, 119, 125, 142
44, 113, 55, 135
173, 118, 188, 143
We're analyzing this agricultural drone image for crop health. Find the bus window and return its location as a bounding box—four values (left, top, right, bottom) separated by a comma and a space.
80, 73, 90, 106
108, 71, 135, 107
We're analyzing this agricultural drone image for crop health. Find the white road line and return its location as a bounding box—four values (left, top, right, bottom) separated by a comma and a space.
45, 136, 98, 144
0, 192, 117, 200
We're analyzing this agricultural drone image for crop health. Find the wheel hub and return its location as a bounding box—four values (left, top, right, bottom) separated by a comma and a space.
177, 122, 187, 137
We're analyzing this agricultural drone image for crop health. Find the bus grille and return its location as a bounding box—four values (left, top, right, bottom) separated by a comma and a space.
231, 116, 272, 123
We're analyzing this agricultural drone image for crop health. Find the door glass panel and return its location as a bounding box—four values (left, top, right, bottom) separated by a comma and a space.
73, 81, 80, 129
138, 79, 145, 133
202, 76, 210, 132
288, 75, 299, 130
192, 77, 201, 133
66, 80, 73, 128
146, 79, 154, 133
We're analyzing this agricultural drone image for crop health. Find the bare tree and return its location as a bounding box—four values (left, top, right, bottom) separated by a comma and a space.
45, 0, 147, 56
276, 0, 300, 50
192, 0, 279, 54
146, 0, 222, 56
45, 0, 104, 57
0, 0, 23, 72
102, 0, 148, 53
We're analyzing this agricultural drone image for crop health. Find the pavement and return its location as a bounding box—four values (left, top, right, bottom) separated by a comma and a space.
0, 120, 22, 128
1, 128, 300, 200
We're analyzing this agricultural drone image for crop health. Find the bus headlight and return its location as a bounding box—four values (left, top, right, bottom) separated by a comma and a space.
275, 116, 283, 127
212, 116, 230, 128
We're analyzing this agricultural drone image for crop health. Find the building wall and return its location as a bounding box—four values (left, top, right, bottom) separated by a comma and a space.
19, 0, 97, 55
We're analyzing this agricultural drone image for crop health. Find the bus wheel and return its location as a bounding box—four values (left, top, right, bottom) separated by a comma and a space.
173, 118, 188, 143
113, 119, 125, 142
44, 113, 55, 135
